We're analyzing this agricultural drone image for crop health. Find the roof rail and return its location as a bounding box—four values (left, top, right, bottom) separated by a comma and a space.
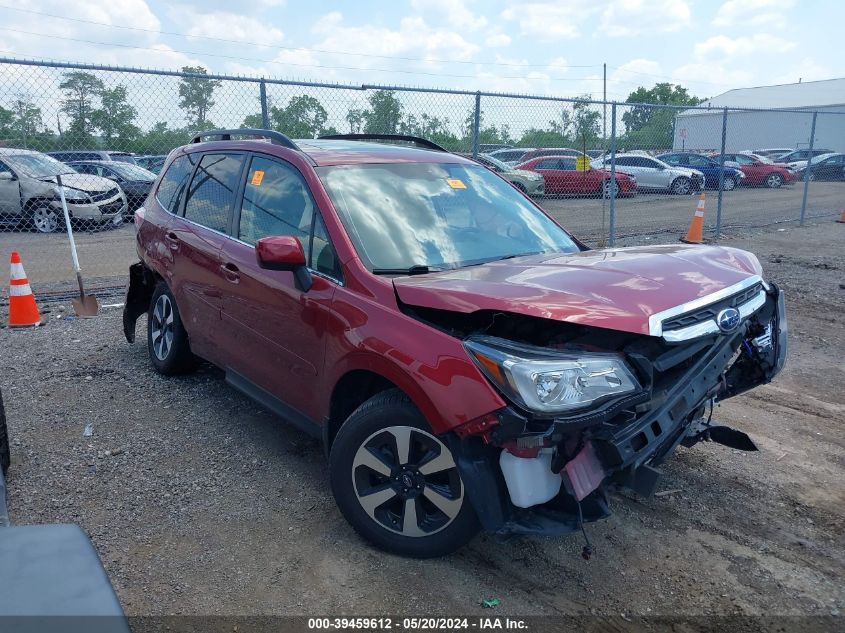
318, 133, 448, 152
190, 128, 300, 151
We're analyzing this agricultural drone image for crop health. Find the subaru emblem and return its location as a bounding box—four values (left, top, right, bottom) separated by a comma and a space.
716, 307, 740, 332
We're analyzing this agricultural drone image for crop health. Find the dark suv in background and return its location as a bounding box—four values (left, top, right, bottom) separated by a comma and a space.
124, 129, 786, 558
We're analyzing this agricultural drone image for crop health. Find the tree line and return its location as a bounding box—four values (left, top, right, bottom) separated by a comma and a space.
0, 67, 702, 156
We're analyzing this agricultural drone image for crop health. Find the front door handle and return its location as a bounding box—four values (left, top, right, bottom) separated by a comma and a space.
164, 231, 180, 251
220, 262, 240, 283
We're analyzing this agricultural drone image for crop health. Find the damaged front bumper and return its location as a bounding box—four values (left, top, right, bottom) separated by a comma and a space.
451, 284, 787, 538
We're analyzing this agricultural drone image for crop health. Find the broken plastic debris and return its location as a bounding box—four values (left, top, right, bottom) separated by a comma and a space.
83, 423, 94, 437
480, 598, 500, 608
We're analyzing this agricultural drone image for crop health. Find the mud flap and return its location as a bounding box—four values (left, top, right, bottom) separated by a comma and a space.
123, 262, 155, 344
683, 424, 758, 452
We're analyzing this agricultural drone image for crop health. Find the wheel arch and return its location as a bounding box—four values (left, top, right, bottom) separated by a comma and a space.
325, 361, 443, 455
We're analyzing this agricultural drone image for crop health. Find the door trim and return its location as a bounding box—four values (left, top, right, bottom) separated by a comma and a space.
225, 368, 321, 439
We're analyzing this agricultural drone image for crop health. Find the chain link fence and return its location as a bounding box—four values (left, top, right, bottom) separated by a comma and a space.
0, 57, 843, 297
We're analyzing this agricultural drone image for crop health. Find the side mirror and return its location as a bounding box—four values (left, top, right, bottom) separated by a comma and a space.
256, 235, 312, 292
0, 171, 14, 181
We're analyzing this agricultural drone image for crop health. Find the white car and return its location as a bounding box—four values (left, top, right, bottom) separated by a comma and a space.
592, 154, 705, 195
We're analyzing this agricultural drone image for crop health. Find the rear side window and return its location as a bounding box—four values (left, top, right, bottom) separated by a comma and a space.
535, 159, 557, 170
238, 155, 314, 246
156, 155, 193, 214
183, 153, 244, 233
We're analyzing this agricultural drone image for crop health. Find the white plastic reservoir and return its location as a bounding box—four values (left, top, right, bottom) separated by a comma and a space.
499, 448, 563, 508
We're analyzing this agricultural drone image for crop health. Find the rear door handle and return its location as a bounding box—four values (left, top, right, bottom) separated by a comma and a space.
220, 262, 240, 283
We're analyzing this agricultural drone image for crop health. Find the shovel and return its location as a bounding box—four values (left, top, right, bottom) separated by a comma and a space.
56, 174, 99, 317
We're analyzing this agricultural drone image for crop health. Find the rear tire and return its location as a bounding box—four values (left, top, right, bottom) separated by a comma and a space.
671, 176, 691, 195
329, 389, 479, 558
147, 283, 197, 375
765, 173, 783, 188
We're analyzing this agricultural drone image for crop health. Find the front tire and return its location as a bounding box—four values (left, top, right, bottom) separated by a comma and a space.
602, 179, 619, 198
765, 173, 784, 188
31, 204, 60, 233
671, 176, 691, 195
329, 390, 479, 558
147, 283, 196, 375
721, 176, 737, 191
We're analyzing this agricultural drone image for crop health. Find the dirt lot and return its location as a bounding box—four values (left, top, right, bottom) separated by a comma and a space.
0, 221, 843, 622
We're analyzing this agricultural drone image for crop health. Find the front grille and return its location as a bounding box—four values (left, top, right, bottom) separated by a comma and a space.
90, 188, 120, 202
100, 201, 124, 215
662, 282, 762, 332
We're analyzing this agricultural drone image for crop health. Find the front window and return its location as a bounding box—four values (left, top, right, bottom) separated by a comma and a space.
317, 162, 578, 271
5, 153, 77, 178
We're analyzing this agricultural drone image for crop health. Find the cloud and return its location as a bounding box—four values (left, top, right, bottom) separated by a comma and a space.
169, 7, 285, 47
712, 0, 796, 29
410, 0, 488, 31
501, 3, 600, 41
484, 32, 511, 48
694, 33, 796, 58
599, 0, 692, 37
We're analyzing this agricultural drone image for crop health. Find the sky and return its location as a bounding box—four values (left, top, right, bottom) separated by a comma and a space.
0, 0, 842, 102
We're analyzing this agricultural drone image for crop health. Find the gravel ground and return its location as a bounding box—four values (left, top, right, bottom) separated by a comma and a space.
0, 221, 843, 621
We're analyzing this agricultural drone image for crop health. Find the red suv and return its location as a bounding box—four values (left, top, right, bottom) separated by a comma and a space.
124, 130, 787, 558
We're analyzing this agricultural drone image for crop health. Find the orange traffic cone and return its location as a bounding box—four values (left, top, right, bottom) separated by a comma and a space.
681, 193, 706, 244
8, 251, 41, 327
837, 210, 845, 223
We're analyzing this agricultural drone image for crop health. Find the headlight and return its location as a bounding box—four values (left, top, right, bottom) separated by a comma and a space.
465, 337, 641, 415
60, 187, 89, 202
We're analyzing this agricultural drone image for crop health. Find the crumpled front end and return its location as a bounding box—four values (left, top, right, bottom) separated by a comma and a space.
444, 282, 787, 538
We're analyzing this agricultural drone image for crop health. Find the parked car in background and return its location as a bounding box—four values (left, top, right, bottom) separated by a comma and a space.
750, 148, 793, 160
518, 147, 584, 164
0, 148, 126, 232
516, 155, 636, 197
135, 154, 167, 174
712, 153, 795, 188
776, 148, 833, 167
488, 147, 530, 167
794, 152, 845, 181
467, 153, 545, 196
478, 143, 512, 153
123, 129, 787, 558
591, 153, 704, 194
657, 152, 745, 191
70, 160, 156, 215
48, 150, 137, 165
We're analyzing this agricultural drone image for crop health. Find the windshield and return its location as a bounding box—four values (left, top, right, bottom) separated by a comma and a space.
317, 162, 578, 271
6, 153, 77, 178
478, 154, 511, 171
108, 163, 156, 180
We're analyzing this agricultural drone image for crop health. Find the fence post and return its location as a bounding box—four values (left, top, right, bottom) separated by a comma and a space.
471, 92, 481, 158
715, 107, 728, 239
260, 79, 270, 129
608, 101, 618, 247
799, 111, 817, 226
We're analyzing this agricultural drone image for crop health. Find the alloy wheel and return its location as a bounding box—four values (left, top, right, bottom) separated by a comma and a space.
32, 207, 59, 233
766, 173, 783, 188
352, 425, 463, 538
602, 180, 619, 198
672, 178, 691, 195
722, 177, 736, 191
150, 294, 175, 361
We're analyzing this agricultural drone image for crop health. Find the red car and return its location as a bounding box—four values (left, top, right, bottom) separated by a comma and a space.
124, 130, 787, 558
516, 156, 637, 197
712, 153, 796, 188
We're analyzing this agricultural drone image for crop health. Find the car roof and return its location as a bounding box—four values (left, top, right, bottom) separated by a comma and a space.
0, 147, 41, 156
185, 138, 478, 168
68, 160, 114, 165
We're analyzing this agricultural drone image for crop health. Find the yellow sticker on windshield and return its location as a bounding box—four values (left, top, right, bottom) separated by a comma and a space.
251, 170, 265, 186
447, 178, 467, 189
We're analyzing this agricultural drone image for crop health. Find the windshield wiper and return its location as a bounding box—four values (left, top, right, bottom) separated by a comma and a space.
372, 265, 441, 276
462, 252, 544, 267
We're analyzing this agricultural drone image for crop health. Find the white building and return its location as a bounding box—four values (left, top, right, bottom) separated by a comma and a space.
672, 78, 845, 153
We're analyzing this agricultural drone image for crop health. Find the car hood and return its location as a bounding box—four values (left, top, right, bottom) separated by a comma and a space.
510, 169, 542, 179
45, 173, 117, 193
393, 245, 762, 336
